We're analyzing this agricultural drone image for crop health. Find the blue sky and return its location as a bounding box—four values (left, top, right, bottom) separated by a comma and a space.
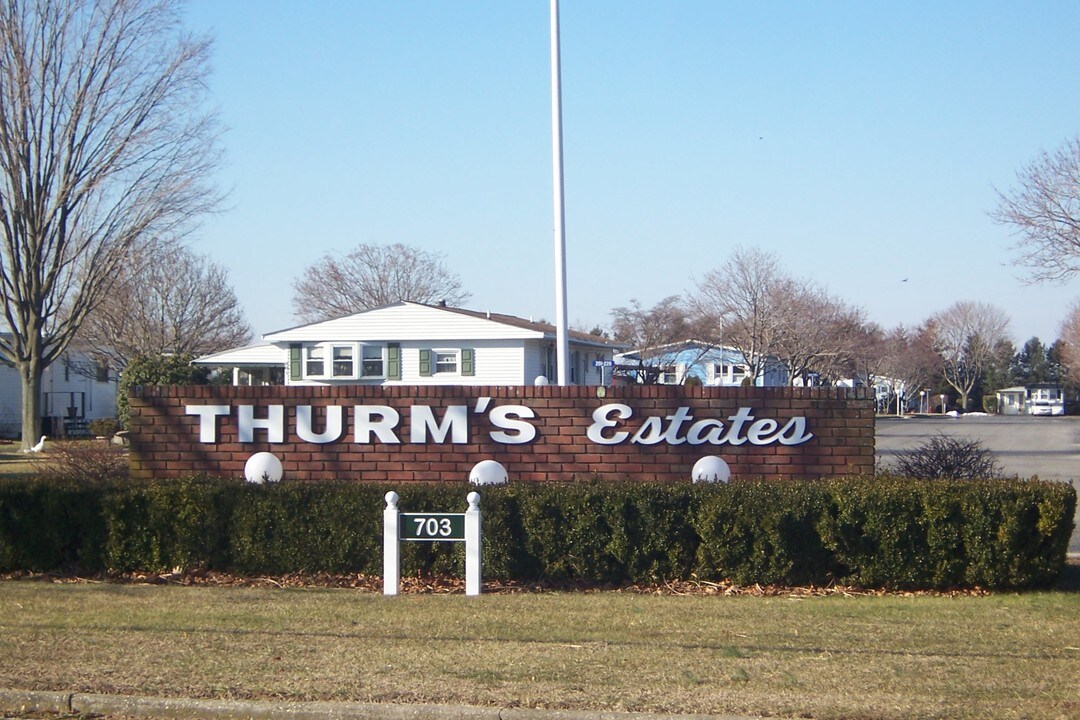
183, 1, 1080, 346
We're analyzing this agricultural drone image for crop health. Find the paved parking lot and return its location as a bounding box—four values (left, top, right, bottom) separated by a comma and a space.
876, 415, 1080, 553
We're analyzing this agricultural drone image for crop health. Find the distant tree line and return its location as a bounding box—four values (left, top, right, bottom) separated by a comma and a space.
608, 247, 1080, 413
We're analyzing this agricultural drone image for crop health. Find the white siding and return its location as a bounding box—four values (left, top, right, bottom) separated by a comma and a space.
400, 341, 525, 385
0, 365, 21, 437
0, 352, 118, 438
285, 341, 529, 387
522, 340, 549, 384
206, 302, 622, 388
524, 340, 613, 386
42, 358, 117, 424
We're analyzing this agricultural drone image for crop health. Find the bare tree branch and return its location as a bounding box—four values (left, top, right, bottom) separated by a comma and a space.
770, 280, 867, 386
610, 296, 708, 384
291, 242, 471, 323
993, 136, 1080, 283
0, 0, 221, 447
76, 242, 250, 371
924, 301, 1011, 411
1057, 300, 1080, 387
689, 247, 785, 383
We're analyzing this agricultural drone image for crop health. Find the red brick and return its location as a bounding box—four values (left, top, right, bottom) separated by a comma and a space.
129, 386, 874, 482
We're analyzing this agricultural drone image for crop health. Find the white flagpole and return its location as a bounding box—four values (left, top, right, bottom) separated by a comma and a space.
550, 0, 570, 385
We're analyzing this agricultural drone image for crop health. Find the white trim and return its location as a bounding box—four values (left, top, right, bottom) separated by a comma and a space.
432, 348, 460, 376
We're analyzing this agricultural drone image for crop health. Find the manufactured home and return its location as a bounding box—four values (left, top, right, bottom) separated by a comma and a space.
614, 341, 788, 387
0, 344, 117, 438
195, 301, 624, 387
995, 383, 1066, 416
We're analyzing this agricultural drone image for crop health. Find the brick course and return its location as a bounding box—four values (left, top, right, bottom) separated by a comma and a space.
128, 385, 875, 482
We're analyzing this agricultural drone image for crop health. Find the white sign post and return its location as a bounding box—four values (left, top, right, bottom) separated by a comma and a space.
592, 358, 613, 386
383, 491, 401, 595
383, 491, 482, 596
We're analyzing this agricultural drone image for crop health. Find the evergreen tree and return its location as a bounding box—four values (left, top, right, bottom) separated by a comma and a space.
1014, 337, 1050, 384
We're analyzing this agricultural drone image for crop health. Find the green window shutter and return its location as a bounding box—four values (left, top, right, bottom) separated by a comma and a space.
289, 344, 302, 380
387, 343, 401, 381
461, 348, 475, 376
419, 348, 432, 377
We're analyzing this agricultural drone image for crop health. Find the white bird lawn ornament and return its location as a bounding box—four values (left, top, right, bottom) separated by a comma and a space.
25, 435, 46, 453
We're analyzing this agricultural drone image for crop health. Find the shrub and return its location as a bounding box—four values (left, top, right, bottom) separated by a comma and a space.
87, 418, 120, 437
694, 480, 837, 586
0, 479, 108, 571
889, 433, 1003, 480
31, 440, 129, 484
0, 476, 1073, 589
117, 353, 211, 429
228, 482, 385, 575
101, 477, 239, 572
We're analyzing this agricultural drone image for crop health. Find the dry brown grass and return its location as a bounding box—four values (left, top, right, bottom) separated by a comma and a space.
0, 440, 39, 476
0, 445, 1075, 718
0, 580, 1076, 719
0, 438, 126, 482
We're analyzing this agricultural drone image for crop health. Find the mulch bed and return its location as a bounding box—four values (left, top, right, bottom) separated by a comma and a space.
0, 567, 994, 597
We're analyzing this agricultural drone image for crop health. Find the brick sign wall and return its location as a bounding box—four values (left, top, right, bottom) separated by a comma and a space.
128, 385, 875, 482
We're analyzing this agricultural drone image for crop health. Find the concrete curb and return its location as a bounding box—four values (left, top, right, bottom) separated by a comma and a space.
0, 690, 758, 720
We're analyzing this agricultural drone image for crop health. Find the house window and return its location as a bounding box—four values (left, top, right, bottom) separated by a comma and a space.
305, 346, 325, 377
434, 350, 458, 374
301, 343, 381, 379
332, 345, 355, 378
570, 351, 580, 383
544, 345, 556, 381
712, 363, 747, 384
660, 365, 679, 385
360, 344, 385, 378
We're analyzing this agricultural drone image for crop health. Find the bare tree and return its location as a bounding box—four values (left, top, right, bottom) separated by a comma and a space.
847, 321, 887, 387
771, 280, 867, 386
292, 242, 471, 323
691, 247, 867, 386
0, 0, 220, 448
610, 296, 705, 384
690, 247, 786, 383
77, 243, 251, 371
874, 324, 940, 413
1057, 300, 1080, 386
993, 136, 1080, 282
924, 301, 1012, 411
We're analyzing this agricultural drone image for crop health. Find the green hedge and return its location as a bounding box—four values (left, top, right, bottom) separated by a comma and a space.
0, 477, 1073, 589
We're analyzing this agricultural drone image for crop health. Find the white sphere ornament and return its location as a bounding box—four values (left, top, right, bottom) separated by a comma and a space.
692, 456, 731, 483
244, 452, 283, 484
469, 459, 508, 486
534, 375, 550, 386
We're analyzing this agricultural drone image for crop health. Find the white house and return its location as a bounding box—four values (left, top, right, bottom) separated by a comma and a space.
0, 345, 118, 438
996, 383, 1066, 416
614, 341, 788, 387
195, 302, 624, 386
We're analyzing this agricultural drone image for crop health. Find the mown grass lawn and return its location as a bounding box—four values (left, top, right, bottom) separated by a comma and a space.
1, 579, 1077, 720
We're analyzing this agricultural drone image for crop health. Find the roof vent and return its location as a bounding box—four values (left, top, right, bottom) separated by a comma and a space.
437, 299, 447, 307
